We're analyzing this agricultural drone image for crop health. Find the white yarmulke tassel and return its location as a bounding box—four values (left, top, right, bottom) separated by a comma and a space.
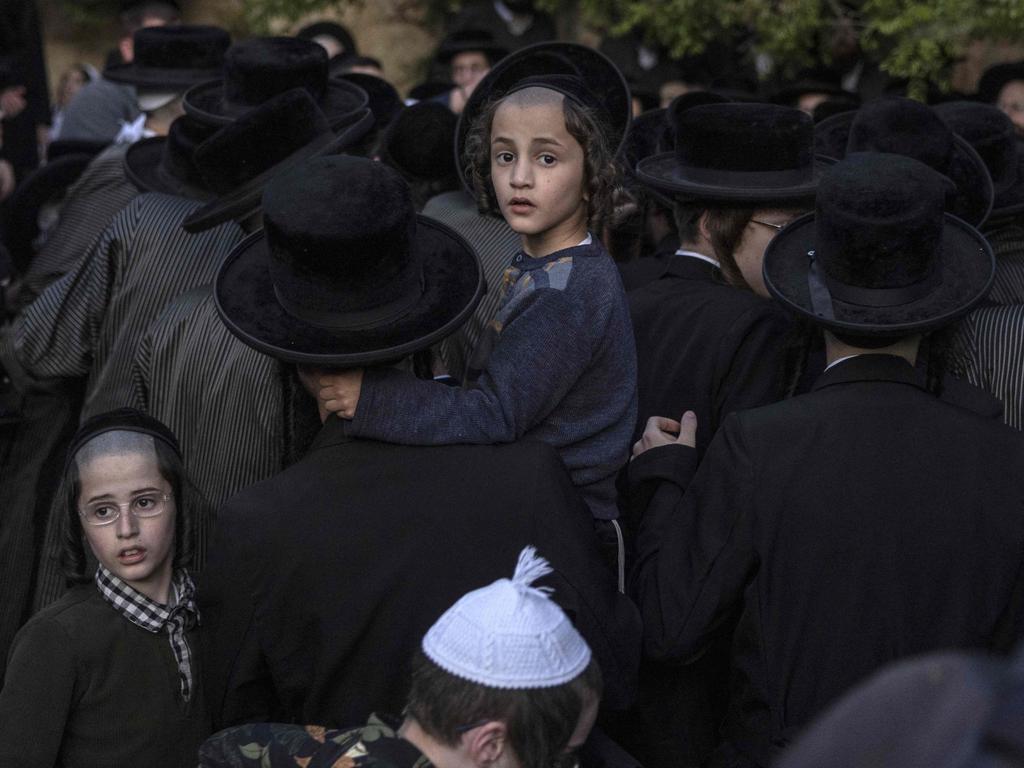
512, 546, 554, 597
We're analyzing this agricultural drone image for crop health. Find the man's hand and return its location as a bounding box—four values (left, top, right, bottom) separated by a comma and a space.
632, 412, 697, 459
318, 369, 364, 419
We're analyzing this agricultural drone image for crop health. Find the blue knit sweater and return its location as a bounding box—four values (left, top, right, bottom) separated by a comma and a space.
347, 240, 637, 519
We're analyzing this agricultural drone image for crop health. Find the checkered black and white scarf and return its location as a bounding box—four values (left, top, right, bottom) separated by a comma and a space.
95, 565, 200, 702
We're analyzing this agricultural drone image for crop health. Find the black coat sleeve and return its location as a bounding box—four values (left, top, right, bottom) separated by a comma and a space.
629, 415, 758, 663
531, 446, 642, 711
199, 496, 279, 730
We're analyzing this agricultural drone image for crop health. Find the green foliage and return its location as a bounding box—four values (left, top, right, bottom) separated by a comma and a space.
241, 0, 355, 33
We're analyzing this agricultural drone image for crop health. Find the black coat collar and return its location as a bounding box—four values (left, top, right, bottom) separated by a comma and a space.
662, 252, 721, 282
307, 413, 355, 453
812, 354, 924, 393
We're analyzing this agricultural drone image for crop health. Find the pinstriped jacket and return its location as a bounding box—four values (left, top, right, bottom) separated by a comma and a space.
12, 143, 140, 312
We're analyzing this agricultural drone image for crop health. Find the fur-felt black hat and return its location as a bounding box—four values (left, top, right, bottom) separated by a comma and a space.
182, 89, 373, 233
214, 155, 484, 365
934, 100, 1024, 224
378, 101, 458, 182
296, 20, 358, 57
763, 152, 994, 337
183, 37, 368, 129
456, 41, 632, 188
123, 115, 218, 199
846, 97, 995, 227
5, 153, 94, 275
637, 102, 833, 203
436, 29, 508, 65
104, 25, 230, 90
976, 60, 1024, 104
338, 72, 404, 132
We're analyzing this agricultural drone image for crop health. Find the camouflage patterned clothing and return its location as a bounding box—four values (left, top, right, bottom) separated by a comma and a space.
199, 714, 432, 768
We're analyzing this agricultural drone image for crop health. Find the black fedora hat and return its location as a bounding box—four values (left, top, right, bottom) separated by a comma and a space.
183, 37, 368, 129
296, 20, 358, 57
123, 115, 218, 199
338, 72, 404, 131
378, 101, 458, 182
215, 155, 484, 365
763, 152, 994, 337
935, 100, 1024, 223
182, 89, 373, 233
976, 60, 1024, 104
436, 28, 508, 65
637, 102, 833, 203
104, 25, 230, 90
456, 41, 632, 187
846, 97, 995, 227
5, 153, 94, 275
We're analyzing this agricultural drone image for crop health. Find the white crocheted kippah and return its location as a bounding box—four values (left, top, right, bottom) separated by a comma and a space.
421, 546, 592, 689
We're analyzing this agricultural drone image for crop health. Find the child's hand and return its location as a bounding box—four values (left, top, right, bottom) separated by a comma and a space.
319, 369, 364, 419
631, 412, 697, 459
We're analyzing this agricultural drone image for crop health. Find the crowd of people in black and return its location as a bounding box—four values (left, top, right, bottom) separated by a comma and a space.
0, 1, 1023, 767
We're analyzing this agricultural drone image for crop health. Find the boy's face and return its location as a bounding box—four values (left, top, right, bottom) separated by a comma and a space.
78, 449, 176, 601
490, 91, 588, 254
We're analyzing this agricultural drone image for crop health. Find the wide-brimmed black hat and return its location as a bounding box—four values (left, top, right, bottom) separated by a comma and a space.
846, 97, 994, 227
763, 152, 994, 337
436, 29, 508, 65
215, 155, 484, 365
456, 41, 632, 187
637, 102, 833, 203
935, 101, 1024, 223
338, 72, 404, 131
104, 25, 230, 90
182, 88, 373, 233
6, 153, 94, 275
296, 20, 358, 57
378, 101, 458, 182
183, 37, 368, 129
976, 60, 1024, 104
123, 115, 218, 199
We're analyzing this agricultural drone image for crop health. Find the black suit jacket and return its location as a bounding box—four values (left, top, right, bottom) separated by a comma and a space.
629, 355, 1024, 767
628, 255, 793, 458
200, 420, 641, 731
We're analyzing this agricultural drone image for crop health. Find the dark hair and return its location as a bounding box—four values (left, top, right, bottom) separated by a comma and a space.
58, 436, 196, 584
673, 201, 755, 289
120, 2, 180, 35
463, 89, 621, 229
405, 651, 602, 768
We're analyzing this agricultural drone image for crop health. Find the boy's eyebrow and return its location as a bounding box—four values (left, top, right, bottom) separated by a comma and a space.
531, 136, 566, 148
491, 136, 515, 146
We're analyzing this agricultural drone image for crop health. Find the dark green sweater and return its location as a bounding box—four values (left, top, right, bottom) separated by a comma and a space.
0, 584, 208, 767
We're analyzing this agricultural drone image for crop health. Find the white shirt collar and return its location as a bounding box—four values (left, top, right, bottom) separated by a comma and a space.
674, 248, 720, 268
824, 354, 861, 372
578, 233, 593, 247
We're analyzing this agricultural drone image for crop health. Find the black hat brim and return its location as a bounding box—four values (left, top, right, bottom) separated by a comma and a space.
182, 77, 368, 128
6, 153, 95, 275
813, 110, 856, 160
635, 154, 835, 203
214, 217, 485, 365
946, 135, 995, 227
123, 136, 210, 199
182, 109, 374, 234
763, 212, 995, 336
456, 41, 632, 190
104, 64, 224, 90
